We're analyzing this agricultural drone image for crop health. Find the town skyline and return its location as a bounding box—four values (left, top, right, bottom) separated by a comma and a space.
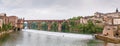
0, 0, 120, 20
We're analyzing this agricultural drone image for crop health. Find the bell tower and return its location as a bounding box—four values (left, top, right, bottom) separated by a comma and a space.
116, 8, 119, 12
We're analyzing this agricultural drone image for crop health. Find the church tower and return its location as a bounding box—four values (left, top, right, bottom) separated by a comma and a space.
116, 8, 119, 12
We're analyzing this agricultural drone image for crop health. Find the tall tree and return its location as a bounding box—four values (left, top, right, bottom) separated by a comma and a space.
61, 21, 69, 32
51, 22, 58, 31
31, 22, 38, 29
41, 22, 48, 30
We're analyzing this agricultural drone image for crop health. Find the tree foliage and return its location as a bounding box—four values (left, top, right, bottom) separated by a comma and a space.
77, 20, 103, 34
0, 23, 12, 32
41, 22, 48, 30
68, 16, 103, 34
51, 22, 58, 31
31, 22, 38, 29
61, 21, 69, 32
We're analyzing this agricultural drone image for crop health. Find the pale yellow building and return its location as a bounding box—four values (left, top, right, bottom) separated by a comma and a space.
0, 19, 3, 28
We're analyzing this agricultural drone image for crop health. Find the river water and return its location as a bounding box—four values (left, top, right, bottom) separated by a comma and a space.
0, 29, 120, 46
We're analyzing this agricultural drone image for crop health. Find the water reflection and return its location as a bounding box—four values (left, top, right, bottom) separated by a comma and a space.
0, 30, 120, 46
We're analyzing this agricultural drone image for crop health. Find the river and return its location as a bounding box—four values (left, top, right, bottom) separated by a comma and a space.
0, 29, 120, 46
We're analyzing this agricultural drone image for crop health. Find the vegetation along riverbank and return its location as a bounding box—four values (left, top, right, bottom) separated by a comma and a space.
0, 23, 13, 38
27, 16, 103, 34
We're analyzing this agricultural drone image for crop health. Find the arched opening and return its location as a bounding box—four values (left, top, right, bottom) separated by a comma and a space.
51, 22, 58, 31
61, 21, 69, 32
41, 22, 48, 31
23, 22, 28, 29
17, 28, 21, 31
31, 22, 38, 29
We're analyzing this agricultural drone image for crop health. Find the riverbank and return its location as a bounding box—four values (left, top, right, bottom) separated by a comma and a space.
0, 30, 13, 38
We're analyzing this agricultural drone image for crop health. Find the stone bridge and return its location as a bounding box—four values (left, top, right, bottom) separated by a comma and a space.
24, 20, 65, 31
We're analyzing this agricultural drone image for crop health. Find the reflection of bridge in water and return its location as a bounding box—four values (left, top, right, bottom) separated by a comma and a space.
24, 20, 66, 31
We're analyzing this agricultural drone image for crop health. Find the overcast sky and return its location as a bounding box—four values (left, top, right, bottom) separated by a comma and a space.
0, 0, 120, 20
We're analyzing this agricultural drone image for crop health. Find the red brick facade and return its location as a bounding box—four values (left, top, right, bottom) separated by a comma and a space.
0, 13, 24, 29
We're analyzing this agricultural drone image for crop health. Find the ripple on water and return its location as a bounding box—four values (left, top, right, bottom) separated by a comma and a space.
0, 29, 116, 46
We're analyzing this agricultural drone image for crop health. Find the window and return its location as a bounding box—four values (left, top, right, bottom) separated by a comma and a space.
113, 28, 116, 30
107, 28, 110, 30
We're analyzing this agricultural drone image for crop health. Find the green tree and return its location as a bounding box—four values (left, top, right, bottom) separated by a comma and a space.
2, 24, 8, 31
31, 22, 38, 29
61, 21, 69, 32
76, 20, 103, 34
69, 20, 75, 32
1, 23, 12, 31
41, 22, 48, 30
7, 23, 12, 30
68, 16, 82, 32
83, 20, 103, 34
51, 22, 58, 31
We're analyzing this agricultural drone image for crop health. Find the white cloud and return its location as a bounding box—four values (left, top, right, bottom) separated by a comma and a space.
6, 6, 80, 20
1, 0, 33, 8
0, 0, 120, 20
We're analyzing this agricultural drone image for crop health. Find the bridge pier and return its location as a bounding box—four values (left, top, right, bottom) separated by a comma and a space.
38, 22, 41, 30
28, 23, 31, 29
48, 23, 52, 31
58, 23, 62, 32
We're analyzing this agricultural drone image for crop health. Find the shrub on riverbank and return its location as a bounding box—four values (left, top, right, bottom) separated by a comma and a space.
0, 23, 12, 32
61, 21, 69, 32
38, 16, 103, 34
77, 20, 103, 34
68, 17, 103, 34
51, 22, 58, 32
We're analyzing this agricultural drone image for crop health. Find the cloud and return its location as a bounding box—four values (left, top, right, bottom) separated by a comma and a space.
6, 6, 80, 20
1, 0, 33, 8
0, 0, 120, 20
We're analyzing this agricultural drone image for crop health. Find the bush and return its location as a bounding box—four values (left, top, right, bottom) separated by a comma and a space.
1, 23, 12, 31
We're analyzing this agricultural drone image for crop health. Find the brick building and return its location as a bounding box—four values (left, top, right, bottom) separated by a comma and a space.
8, 16, 18, 27
93, 9, 120, 37
79, 9, 120, 37
0, 13, 24, 29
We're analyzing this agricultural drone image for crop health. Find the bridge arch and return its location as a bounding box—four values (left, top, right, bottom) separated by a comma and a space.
24, 20, 65, 31
41, 22, 48, 30
31, 22, 38, 29
51, 22, 58, 31
61, 21, 69, 32
24, 22, 28, 29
